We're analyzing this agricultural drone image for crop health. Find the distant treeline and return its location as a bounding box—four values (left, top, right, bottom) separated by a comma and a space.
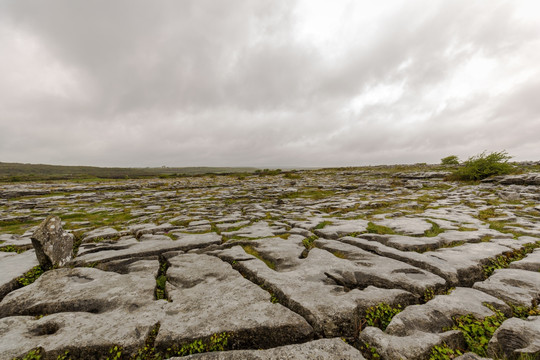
0, 162, 257, 182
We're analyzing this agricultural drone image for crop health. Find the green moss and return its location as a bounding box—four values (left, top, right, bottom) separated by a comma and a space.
424, 220, 444, 237
0, 245, 27, 254
241, 245, 276, 270
17, 266, 44, 287
302, 235, 318, 250
366, 222, 395, 235
313, 221, 332, 230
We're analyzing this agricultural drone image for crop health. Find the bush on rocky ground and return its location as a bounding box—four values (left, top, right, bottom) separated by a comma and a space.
449, 151, 515, 181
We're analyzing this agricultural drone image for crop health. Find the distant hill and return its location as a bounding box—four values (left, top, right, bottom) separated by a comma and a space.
0, 162, 257, 182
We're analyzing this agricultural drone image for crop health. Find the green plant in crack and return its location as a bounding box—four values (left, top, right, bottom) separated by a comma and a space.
428, 343, 462, 360
17, 266, 44, 287
241, 245, 276, 270
133, 323, 162, 360
364, 303, 402, 331
106, 345, 123, 360
313, 221, 332, 230
482, 242, 540, 278
424, 220, 444, 237
449, 304, 506, 357
511, 303, 540, 319
167, 332, 231, 357
155, 260, 170, 301
366, 222, 395, 235
0, 245, 27, 254
302, 235, 318, 250
13, 348, 43, 360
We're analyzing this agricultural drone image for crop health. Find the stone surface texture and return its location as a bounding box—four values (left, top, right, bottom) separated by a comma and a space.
30, 215, 73, 268
1, 168, 540, 359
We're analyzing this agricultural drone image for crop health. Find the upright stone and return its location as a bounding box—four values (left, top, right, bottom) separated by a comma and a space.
31, 215, 73, 269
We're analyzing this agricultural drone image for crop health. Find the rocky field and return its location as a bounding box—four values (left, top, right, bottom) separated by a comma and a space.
1, 167, 539, 360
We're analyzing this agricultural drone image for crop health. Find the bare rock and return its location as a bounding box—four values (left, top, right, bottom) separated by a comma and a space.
488, 316, 540, 359
175, 338, 365, 359
30, 215, 73, 269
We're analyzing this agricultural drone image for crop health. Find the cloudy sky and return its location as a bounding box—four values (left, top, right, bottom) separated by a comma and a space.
1, 0, 539, 167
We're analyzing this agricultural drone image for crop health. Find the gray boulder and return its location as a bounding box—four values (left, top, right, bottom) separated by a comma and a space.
30, 215, 73, 269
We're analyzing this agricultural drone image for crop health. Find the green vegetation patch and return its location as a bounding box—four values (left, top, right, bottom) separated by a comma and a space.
366, 222, 395, 235
364, 303, 402, 331
482, 242, 540, 278
428, 343, 462, 360
449, 151, 515, 181
241, 245, 276, 270
424, 220, 444, 237
302, 235, 319, 250
17, 266, 44, 287
450, 305, 506, 357
0, 245, 27, 254
441, 155, 460, 166
155, 259, 170, 301
165, 332, 231, 357
313, 221, 332, 230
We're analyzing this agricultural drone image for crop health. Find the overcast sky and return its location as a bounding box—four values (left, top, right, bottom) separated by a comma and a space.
0, 0, 539, 167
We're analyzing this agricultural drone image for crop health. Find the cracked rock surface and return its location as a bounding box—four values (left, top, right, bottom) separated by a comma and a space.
1, 167, 540, 359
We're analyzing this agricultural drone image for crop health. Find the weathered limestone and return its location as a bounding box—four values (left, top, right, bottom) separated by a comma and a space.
175, 338, 366, 359
473, 268, 540, 307
213, 246, 416, 337
488, 316, 540, 359
155, 253, 314, 350
71, 233, 221, 266
31, 215, 73, 268
359, 328, 463, 360
385, 287, 511, 336
0, 251, 39, 301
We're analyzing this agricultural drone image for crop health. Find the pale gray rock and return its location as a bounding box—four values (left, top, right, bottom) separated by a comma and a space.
314, 219, 369, 239
72, 233, 221, 266
341, 236, 531, 286
0, 260, 161, 359
0, 306, 159, 360
81, 226, 120, 243
221, 221, 280, 238
376, 217, 432, 236
359, 328, 463, 360
155, 253, 314, 350
385, 287, 511, 336
454, 352, 492, 360
31, 215, 73, 268
488, 316, 540, 359
213, 246, 416, 337
473, 268, 540, 307
0, 250, 39, 301
0, 264, 157, 318
315, 239, 446, 296
510, 248, 540, 272
175, 338, 365, 359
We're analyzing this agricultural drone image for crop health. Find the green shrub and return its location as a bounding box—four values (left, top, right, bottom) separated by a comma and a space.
441, 155, 460, 165
449, 151, 514, 181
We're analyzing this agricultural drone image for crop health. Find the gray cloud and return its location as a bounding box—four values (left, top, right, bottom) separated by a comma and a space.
0, 0, 539, 167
